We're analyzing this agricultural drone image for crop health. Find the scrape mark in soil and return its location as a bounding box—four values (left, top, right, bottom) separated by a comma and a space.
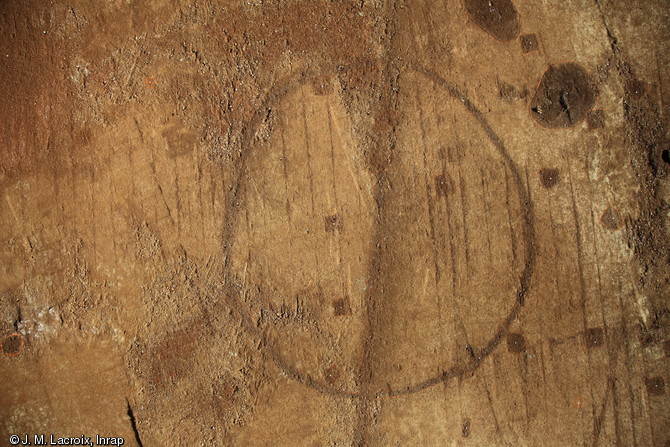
498, 79, 529, 101
126, 399, 144, 447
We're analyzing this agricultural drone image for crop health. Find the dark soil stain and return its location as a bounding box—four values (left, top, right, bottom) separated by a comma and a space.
150, 324, 201, 387
463, 0, 520, 41
539, 168, 560, 189
1, 334, 23, 355
530, 63, 596, 128
506, 333, 526, 353
520, 33, 538, 53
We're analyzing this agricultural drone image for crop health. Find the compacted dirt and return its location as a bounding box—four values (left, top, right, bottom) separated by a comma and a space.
1, 0, 669, 446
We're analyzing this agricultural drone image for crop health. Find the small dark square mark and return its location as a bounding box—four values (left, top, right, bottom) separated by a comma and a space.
332, 297, 351, 316
601, 207, 622, 231
520, 34, 539, 53
310, 75, 333, 96
435, 173, 452, 197
324, 214, 343, 233
324, 365, 341, 384
645, 377, 665, 396
587, 109, 605, 129
584, 327, 604, 348
507, 333, 526, 353
539, 168, 560, 189
665, 340, 670, 357
625, 78, 645, 100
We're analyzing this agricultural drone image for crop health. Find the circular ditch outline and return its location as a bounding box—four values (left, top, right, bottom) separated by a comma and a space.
215, 63, 536, 399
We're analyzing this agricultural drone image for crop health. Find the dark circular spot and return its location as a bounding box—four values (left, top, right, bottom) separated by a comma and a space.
539, 168, 560, 188
464, 0, 520, 41
530, 63, 596, 128
2, 334, 24, 356
662, 149, 670, 164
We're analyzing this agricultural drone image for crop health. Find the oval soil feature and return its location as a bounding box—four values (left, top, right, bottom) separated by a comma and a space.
530, 63, 596, 128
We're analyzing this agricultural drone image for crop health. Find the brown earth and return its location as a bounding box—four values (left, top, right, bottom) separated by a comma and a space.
1, 0, 669, 446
